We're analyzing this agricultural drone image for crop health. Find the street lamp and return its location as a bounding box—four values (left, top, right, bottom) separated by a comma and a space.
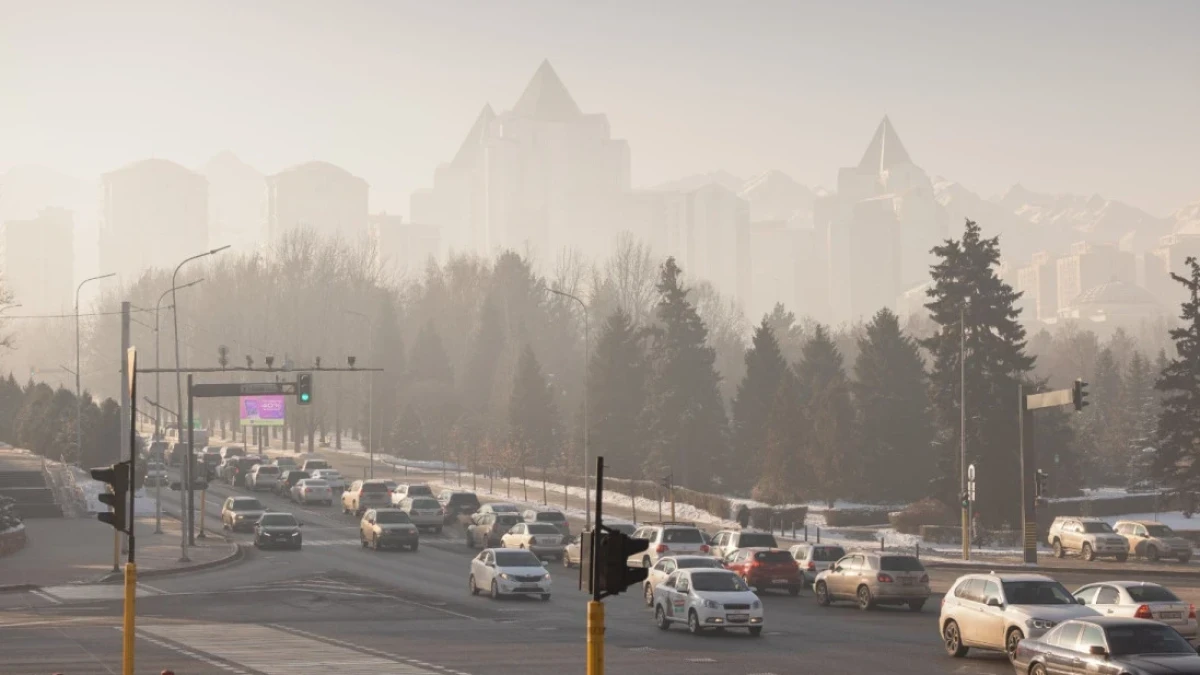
76, 273, 115, 467
541, 286, 590, 524
172, 245, 229, 561
344, 310, 374, 478
155, 279, 204, 436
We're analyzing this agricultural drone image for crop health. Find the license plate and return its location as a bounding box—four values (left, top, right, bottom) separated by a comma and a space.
517, 586, 541, 592
1161, 612, 1182, 620
901, 578, 913, 586
772, 579, 788, 584
728, 613, 749, 621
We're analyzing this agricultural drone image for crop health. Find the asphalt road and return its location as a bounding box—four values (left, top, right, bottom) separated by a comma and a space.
5, 463, 1200, 675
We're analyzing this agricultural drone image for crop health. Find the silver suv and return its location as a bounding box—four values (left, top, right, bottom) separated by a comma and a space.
1114, 520, 1193, 563
940, 573, 1098, 662
1047, 517, 1129, 562
628, 523, 710, 568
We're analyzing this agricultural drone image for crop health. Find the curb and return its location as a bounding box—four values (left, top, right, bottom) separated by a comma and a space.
0, 583, 40, 593
925, 560, 1200, 579
98, 542, 245, 583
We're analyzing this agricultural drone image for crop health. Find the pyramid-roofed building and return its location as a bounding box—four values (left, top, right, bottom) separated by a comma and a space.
856, 116, 913, 175
510, 60, 582, 122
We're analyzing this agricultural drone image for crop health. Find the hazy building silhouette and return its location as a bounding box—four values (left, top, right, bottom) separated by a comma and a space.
369, 213, 440, 281
1055, 280, 1166, 337
202, 152, 264, 252
3, 207, 73, 312
100, 159, 208, 280
1055, 241, 1136, 312
745, 218, 820, 321
413, 60, 631, 260
267, 161, 368, 243
662, 183, 750, 308
1016, 251, 1060, 321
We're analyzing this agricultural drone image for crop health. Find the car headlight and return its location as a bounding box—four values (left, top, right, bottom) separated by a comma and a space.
499, 573, 511, 581
235, 514, 245, 520
542, 573, 551, 582
752, 600, 761, 610
1028, 619, 1057, 630
702, 599, 722, 609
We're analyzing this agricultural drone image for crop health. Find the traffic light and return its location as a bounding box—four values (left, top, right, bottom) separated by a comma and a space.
595, 529, 650, 598
960, 491, 970, 509
91, 461, 131, 533
1035, 470, 1049, 498
296, 372, 313, 405
1072, 378, 1089, 412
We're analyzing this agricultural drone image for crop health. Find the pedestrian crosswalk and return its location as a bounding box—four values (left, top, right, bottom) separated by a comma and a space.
34, 583, 164, 603
138, 623, 454, 675
300, 538, 360, 546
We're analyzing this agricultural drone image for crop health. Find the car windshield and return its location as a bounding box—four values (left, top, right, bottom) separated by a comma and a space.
1146, 525, 1175, 537
449, 494, 479, 505
690, 572, 750, 592
361, 483, 389, 493
1126, 585, 1181, 603
1081, 522, 1114, 533
813, 546, 846, 562
407, 485, 434, 496
233, 499, 263, 511
1002, 580, 1076, 605
754, 551, 794, 563
411, 498, 439, 508
1106, 623, 1196, 656
607, 523, 636, 535
535, 512, 566, 522
527, 523, 561, 534
302, 480, 328, 487
495, 515, 520, 526
495, 551, 542, 567
880, 556, 925, 572
739, 533, 778, 547
678, 558, 724, 569
259, 514, 296, 527
375, 511, 412, 524
256, 466, 279, 474
288, 472, 310, 481
663, 528, 703, 543
489, 504, 519, 512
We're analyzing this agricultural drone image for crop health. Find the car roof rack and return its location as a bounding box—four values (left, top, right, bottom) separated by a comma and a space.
647, 521, 697, 527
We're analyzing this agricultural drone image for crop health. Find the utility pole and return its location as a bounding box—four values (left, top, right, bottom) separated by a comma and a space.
118, 302, 131, 564
1019, 380, 1086, 564
960, 305, 969, 561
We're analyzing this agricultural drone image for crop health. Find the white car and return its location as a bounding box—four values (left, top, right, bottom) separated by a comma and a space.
788, 543, 846, 587
397, 496, 444, 533
500, 523, 567, 560
629, 523, 711, 568
246, 464, 280, 491
1074, 581, 1198, 641
291, 479, 333, 505
642, 555, 727, 606
940, 573, 1099, 661
468, 548, 551, 601
709, 529, 779, 560
652, 568, 763, 636
310, 469, 345, 492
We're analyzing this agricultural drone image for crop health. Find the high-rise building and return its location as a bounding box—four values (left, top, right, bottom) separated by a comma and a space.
100, 159, 208, 280
369, 213, 440, 281
745, 219, 822, 321
1145, 233, 1200, 307
662, 183, 751, 308
413, 60, 631, 260
3, 207, 73, 312
202, 152, 265, 253
1055, 241, 1136, 311
1016, 251, 1059, 321
266, 162, 368, 243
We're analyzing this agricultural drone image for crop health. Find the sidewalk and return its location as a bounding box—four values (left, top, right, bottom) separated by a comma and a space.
0, 513, 238, 589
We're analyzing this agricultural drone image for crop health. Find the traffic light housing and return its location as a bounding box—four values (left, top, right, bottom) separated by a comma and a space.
296, 372, 313, 406
1035, 470, 1049, 498
91, 461, 131, 533
1072, 378, 1089, 412
960, 491, 970, 509
594, 529, 650, 598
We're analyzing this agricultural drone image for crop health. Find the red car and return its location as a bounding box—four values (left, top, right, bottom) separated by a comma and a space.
723, 547, 803, 596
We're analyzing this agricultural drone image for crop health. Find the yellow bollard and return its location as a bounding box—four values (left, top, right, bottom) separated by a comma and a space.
587, 601, 604, 675
123, 562, 136, 675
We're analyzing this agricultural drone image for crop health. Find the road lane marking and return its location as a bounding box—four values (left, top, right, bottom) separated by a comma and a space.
131, 628, 250, 674
38, 584, 163, 602
267, 624, 473, 675
29, 589, 62, 605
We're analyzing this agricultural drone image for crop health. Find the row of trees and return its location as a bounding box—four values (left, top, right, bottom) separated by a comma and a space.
0, 375, 122, 468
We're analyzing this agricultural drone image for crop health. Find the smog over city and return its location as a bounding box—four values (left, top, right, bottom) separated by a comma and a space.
2, 2, 1200, 674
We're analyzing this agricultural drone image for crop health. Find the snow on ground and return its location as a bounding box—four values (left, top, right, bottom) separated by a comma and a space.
1104, 511, 1200, 530
1051, 487, 1168, 503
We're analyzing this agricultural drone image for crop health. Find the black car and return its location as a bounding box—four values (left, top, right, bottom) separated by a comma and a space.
253, 513, 303, 550
1014, 616, 1200, 675
439, 490, 481, 524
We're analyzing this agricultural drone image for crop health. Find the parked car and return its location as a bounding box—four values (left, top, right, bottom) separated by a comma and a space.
299, 459, 330, 474
221, 496, 267, 532
642, 555, 727, 606
276, 470, 310, 496
723, 548, 803, 596
500, 522, 567, 560
1013, 616, 1200, 675
342, 479, 393, 517
1114, 520, 1193, 563
438, 490, 481, 524
391, 483, 435, 505
468, 548, 551, 600
291, 478, 333, 505
709, 530, 779, 560
522, 509, 571, 535
467, 512, 522, 549
940, 572, 1099, 661
815, 552, 930, 612
397, 496, 444, 533
309, 469, 345, 493
1047, 517, 1129, 562
651, 568, 763, 636
360, 508, 420, 551
246, 464, 280, 491
789, 543, 847, 587
629, 523, 711, 568
1074, 581, 1197, 641
253, 512, 302, 550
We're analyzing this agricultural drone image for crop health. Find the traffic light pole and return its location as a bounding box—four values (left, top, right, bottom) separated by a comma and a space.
588, 455, 604, 675
123, 347, 137, 675
1019, 385, 1036, 565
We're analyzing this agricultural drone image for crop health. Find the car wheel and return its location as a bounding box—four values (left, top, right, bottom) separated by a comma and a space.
1029, 664, 1047, 675
788, 586, 800, 597
644, 583, 655, 607
563, 555, 571, 569
372, 535, 380, 551
1082, 543, 1095, 561
1052, 540, 1064, 558
540, 594, 550, 602
907, 600, 925, 612
1148, 545, 1160, 562
491, 581, 500, 600
1005, 627, 1024, 662
253, 539, 260, 548
687, 610, 701, 634
469, 575, 478, 596
748, 626, 762, 637
1116, 553, 1128, 563
410, 542, 419, 552
815, 581, 831, 606
655, 605, 670, 631
943, 620, 968, 657
857, 585, 875, 611
360, 533, 368, 548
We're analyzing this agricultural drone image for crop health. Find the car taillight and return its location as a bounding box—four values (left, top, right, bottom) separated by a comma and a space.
1135, 604, 1153, 619
1190, 604, 1196, 620
529, 537, 537, 545
304, 488, 311, 493
807, 561, 816, 571
877, 573, 894, 583
919, 574, 929, 583
699, 544, 710, 553
656, 544, 668, 554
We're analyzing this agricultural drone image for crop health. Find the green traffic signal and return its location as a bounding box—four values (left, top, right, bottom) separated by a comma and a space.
296, 373, 313, 406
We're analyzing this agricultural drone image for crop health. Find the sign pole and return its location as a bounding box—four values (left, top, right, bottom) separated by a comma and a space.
587, 455, 604, 675
122, 346, 137, 675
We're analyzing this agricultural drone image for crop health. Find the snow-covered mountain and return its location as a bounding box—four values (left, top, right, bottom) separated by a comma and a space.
653, 170, 744, 194
738, 170, 816, 223
1171, 199, 1200, 235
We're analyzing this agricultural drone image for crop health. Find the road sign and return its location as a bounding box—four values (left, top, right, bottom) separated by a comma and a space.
968, 483, 976, 501
967, 464, 976, 481
191, 382, 295, 398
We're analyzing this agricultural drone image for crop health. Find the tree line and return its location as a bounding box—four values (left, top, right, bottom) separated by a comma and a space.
0, 375, 123, 468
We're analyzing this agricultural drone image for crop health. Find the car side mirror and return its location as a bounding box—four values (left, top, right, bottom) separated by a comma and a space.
986, 598, 1002, 608
833, 565, 842, 572
1088, 645, 1107, 657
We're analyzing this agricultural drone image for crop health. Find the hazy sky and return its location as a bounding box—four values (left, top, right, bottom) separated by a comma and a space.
4, 0, 1198, 216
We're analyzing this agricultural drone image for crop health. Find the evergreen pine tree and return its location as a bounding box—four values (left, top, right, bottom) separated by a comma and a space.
587, 309, 647, 479
1082, 347, 1126, 482
1154, 258, 1200, 484
732, 318, 788, 493
853, 308, 934, 503
409, 321, 454, 384
641, 258, 729, 489
367, 291, 405, 452
753, 370, 804, 504
795, 325, 856, 504
462, 299, 505, 414
763, 303, 806, 365
1125, 351, 1158, 483
922, 219, 1035, 525
391, 404, 428, 461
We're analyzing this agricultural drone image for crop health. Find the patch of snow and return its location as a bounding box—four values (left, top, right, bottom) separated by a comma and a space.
1104, 511, 1200, 531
